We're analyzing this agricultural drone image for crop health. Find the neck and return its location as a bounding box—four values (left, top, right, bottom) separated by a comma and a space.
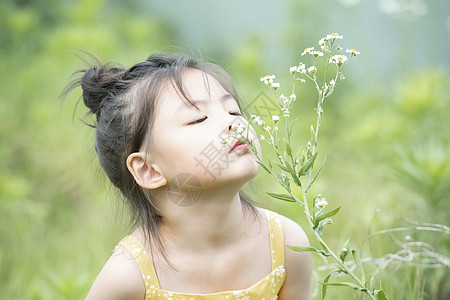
151, 184, 254, 254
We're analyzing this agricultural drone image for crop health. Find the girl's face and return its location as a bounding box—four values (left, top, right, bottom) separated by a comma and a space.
147, 69, 261, 189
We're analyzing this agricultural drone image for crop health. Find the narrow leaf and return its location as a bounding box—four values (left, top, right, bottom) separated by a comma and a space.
287, 245, 329, 256
320, 282, 364, 291
286, 246, 321, 253
315, 206, 341, 224
285, 139, 293, 159
298, 152, 318, 177
305, 155, 326, 192
278, 162, 302, 187
352, 249, 365, 283
266, 192, 296, 202
321, 272, 333, 300
276, 163, 291, 173
291, 172, 302, 187
375, 290, 387, 300
369, 276, 375, 291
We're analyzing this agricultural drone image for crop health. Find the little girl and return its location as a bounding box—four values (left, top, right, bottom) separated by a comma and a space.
66, 54, 311, 299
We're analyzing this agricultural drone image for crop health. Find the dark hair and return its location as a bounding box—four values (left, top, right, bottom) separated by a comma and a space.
63, 53, 258, 263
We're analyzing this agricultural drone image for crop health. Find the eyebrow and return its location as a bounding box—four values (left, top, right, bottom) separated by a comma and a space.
175, 94, 235, 113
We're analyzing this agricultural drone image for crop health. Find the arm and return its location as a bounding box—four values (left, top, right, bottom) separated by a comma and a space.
277, 215, 313, 300
85, 246, 145, 300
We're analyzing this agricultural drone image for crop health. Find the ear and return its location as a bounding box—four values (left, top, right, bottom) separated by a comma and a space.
126, 152, 168, 189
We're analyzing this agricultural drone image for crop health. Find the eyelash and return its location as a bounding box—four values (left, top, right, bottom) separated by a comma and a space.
189, 117, 207, 125
188, 112, 242, 125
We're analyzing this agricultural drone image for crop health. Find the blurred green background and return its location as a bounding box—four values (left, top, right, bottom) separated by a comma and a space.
1, 0, 449, 299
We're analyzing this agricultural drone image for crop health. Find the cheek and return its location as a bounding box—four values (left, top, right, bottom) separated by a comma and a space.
158, 129, 224, 171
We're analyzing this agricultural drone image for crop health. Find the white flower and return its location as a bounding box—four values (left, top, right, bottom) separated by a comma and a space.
252, 116, 265, 127
272, 115, 280, 123
321, 45, 330, 52
326, 33, 343, 40
310, 50, 324, 57
296, 78, 306, 83
279, 94, 288, 104
290, 66, 298, 74
307, 66, 317, 74
231, 123, 245, 134
301, 47, 314, 56
260, 75, 276, 86
318, 38, 326, 46
260, 135, 265, 141
329, 79, 336, 87
345, 48, 360, 56
274, 126, 279, 131
289, 93, 296, 101
297, 63, 306, 74
315, 198, 328, 208
329, 55, 348, 66
271, 82, 280, 90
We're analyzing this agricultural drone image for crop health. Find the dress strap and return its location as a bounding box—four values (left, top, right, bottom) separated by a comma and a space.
118, 235, 160, 290
264, 210, 285, 270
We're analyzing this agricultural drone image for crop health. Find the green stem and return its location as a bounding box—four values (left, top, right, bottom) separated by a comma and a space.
299, 188, 376, 299
312, 94, 323, 153
259, 161, 376, 300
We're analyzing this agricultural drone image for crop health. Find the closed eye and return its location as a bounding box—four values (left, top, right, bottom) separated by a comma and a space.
188, 117, 207, 125
230, 112, 242, 116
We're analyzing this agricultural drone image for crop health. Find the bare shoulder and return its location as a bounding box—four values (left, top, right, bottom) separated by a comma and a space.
278, 213, 309, 247
277, 212, 313, 300
85, 245, 145, 300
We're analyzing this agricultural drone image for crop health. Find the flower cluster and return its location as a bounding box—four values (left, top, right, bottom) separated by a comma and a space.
257, 32, 360, 158
219, 121, 251, 148
290, 63, 307, 76
230, 123, 246, 135
250, 114, 280, 147
258, 33, 360, 119
260, 75, 280, 90
278, 93, 297, 118
301, 47, 324, 57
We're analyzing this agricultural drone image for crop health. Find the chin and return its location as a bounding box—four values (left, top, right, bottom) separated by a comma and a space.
229, 157, 261, 183
199, 158, 261, 190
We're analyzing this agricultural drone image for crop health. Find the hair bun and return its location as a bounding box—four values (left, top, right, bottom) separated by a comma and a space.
80, 65, 125, 115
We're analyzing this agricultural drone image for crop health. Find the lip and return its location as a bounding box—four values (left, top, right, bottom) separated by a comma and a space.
230, 140, 250, 153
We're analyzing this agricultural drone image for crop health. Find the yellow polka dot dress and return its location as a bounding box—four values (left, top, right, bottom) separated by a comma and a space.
118, 210, 286, 299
